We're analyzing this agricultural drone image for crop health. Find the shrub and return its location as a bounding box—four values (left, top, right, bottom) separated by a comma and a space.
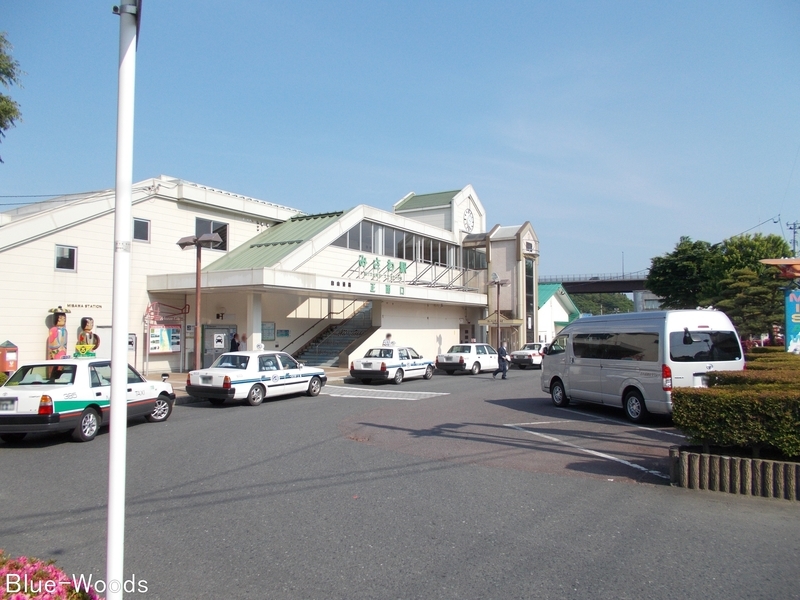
0, 372, 6, 386
673, 385, 800, 458
0, 549, 102, 599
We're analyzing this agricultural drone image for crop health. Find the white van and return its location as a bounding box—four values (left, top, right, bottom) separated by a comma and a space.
540, 309, 745, 422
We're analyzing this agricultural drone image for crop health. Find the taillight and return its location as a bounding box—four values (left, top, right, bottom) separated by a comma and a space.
223, 376, 231, 389
380, 362, 387, 371
350, 362, 354, 370
186, 374, 191, 386
662, 364, 673, 391
38, 395, 53, 415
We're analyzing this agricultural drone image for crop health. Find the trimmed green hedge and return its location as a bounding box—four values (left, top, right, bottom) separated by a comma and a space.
672, 351, 800, 458
0, 372, 6, 386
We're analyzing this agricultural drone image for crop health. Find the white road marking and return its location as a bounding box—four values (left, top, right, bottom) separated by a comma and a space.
559, 407, 687, 439
322, 385, 449, 401
505, 423, 670, 480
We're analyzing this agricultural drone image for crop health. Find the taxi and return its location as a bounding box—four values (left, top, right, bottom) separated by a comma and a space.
0, 358, 176, 443
186, 351, 327, 406
350, 346, 434, 384
435, 343, 499, 375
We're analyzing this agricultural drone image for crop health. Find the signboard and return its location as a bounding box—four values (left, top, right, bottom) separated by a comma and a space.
787, 289, 800, 353
213, 333, 226, 349
149, 326, 181, 353
262, 321, 276, 341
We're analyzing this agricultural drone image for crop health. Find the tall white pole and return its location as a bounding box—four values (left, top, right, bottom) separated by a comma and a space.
108, 2, 138, 598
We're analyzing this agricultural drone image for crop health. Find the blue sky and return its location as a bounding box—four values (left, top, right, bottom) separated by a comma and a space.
2, 1, 799, 275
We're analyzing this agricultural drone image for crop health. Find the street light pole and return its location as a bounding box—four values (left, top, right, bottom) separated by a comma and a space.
178, 232, 222, 370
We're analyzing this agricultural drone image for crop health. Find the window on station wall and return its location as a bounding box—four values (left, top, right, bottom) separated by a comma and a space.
133, 218, 150, 242
196, 218, 228, 251
395, 230, 406, 259
55, 245, 77, 272
431, 240, 441, 265
360, 222, 373, 253
525, 258, 534, 331
404, 232, 415, 261
383, 227, 395, 257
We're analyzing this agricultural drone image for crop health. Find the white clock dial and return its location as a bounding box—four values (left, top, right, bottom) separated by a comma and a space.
463, 208, 475, 232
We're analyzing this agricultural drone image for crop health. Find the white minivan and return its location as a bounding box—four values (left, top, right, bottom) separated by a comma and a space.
540, 309, 745, 422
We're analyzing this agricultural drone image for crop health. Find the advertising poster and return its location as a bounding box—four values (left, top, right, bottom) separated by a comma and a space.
149, 326, 181, 353
786, 289, 800, 354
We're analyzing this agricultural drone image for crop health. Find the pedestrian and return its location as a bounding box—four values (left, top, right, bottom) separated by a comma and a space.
382, 333, 395, 346
493, 342, 509, 380
240, 333, 247, 350
230, 333, 240, 352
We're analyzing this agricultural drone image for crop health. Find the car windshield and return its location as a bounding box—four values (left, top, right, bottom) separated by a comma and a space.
364, 348, 394, 358
211, 354, 250, 369
6, 364, 77, 386
447, 345, 472, 353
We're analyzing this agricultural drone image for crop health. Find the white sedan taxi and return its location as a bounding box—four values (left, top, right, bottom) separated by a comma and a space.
0, 359, 176, 443
349, 346, 434, 384
509, 343, 544, 369
435, 343, 499, 375
186, 351, 327, 406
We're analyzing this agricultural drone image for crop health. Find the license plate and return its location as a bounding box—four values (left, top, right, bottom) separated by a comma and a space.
362, 362, 372, 368
201, 376, 213, 384
0, 399, 14, 411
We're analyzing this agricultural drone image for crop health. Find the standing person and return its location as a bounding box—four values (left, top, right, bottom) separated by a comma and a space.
230, 333, 240, 352
240, 334, 247, 350
382, 333, 395, 346
493, 342, 509, 380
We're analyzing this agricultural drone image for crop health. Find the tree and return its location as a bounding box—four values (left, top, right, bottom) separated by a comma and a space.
713, 268, 786, 342
646, 237, 719, 308
0, 32, 23, 163
572, 293, 634, 316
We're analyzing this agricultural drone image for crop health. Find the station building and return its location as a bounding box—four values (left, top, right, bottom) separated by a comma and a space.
0, 175, 542, 375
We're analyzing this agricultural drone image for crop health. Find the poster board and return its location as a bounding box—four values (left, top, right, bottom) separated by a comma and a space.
149, 326, 181, 353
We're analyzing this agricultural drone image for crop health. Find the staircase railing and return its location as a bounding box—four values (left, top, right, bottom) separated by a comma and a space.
283, 300, 368, 354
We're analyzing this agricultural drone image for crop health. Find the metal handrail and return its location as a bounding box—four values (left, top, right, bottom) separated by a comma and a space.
281, 300, 364, 352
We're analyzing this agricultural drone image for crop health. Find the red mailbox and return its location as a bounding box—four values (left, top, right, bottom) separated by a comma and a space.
0, 341, 18, 375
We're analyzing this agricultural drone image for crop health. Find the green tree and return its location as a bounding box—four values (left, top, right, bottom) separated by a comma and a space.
572, 293, 634, 316
703, 234, 792, 300
0, 32, 23, 163
646, 237, 719, 308
713, 267, 786, 342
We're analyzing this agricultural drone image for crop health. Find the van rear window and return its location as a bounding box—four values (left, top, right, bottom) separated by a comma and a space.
573, 332, 659, 362
669, 331, 742, 362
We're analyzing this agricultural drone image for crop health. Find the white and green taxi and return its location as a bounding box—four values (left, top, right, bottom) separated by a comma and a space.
186, 351, 327, 406
0, 359, 176, 443
349, 346, 434, 384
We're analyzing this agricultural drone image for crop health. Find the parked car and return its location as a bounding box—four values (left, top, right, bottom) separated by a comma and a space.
435, 343, 499, 375
509, 343, 544, 369
0, 359, 176, 443
186, 351, 327, 406
350, 346, 434, 384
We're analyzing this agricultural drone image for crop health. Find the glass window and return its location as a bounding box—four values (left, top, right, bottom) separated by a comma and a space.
404, 233, 415, 261
398, 348, 409, 360
408, 348, 421, 359
278, 353, 299, 370
431, 241, 441, 265
395, 230, 406, 259
259, 356, 278, 371
422, 238, 432, 263
349, 224, 361, 250
332, 232, 348, 248
548, 335, 568, 356
669, 330, 742, 362
384, 227, 395, 257
573, 333, 610, 359
196, 218, 228, 251
609, 332, 659, 362
55, 245, 77, 271
360, 222, 373, 253
133, 218, 150, 242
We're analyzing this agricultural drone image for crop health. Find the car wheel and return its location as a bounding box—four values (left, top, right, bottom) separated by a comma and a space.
519, 364, 527, 370
624, 390, 648, 423
307, 376, 322, 397
0, 433, 27, 443
393, 369, 404, 385
470, 362, 481, 375
146, 394, 173, 422
247, 384, 266, 406
423, 365, 434, 380
72, 407, 100, 442
551, 379, 569, 407
208, 398, 226, 406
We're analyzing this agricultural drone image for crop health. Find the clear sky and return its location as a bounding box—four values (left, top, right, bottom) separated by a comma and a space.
2, 1, 799, 275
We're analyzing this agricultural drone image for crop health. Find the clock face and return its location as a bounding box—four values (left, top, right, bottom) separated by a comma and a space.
463, 208, 475, 232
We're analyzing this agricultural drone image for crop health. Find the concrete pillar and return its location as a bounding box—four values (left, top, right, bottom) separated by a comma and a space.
246, 293, 262, 350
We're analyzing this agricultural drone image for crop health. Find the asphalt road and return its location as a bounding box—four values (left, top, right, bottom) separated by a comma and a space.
1, 368, 798, 599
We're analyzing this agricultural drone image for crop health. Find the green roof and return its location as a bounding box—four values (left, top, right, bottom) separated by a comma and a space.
394, 190, 460, 212
538, 283, 580, 323
206, 211, 345, 271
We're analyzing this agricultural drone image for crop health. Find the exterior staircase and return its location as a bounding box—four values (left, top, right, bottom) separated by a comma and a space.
294, 303, 373, 367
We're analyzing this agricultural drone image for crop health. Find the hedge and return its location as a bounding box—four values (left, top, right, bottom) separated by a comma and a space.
672, 356, 800, 458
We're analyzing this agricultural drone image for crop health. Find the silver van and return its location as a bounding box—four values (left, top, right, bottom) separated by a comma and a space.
540, 309, 745, 422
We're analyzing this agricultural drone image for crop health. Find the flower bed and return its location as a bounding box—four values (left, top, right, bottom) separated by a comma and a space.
0, 550, 102, 599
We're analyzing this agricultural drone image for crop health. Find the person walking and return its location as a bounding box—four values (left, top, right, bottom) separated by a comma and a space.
493, 342, 509, 379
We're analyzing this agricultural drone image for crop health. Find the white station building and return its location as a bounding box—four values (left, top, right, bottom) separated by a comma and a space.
0, 175, 547, 374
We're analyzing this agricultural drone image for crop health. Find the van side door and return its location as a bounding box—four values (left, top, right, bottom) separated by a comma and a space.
569, 333, 605, 402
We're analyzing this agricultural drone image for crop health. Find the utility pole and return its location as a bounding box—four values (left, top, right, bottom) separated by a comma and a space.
788, 221, 799, 257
